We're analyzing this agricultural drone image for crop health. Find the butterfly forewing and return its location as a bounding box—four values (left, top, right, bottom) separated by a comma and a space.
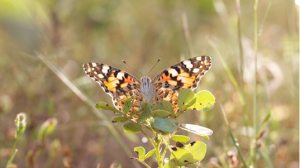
83, 62, 143, 117
151, 56, 211, 111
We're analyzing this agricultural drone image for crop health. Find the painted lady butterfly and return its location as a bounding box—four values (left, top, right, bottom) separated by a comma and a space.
83, 56, 211, 119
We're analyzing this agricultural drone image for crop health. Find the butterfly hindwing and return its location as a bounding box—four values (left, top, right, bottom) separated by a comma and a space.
83, 62, 143, 116
152, 56, 211, 110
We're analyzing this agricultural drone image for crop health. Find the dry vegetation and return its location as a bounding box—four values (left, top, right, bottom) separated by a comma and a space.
0, 0, 298, 168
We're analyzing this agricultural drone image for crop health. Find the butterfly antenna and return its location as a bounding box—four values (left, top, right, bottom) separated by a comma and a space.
122, 60, 143, 76
147, 58, 161, 75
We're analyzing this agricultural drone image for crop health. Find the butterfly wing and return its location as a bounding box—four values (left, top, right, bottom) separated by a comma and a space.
152, 56, 212, 111
83, 62, 143, 116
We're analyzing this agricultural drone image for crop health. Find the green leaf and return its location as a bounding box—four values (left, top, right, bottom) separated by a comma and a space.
201, 136, 209, 140
170, 147, 194, 166
158, 101, 175, 116
186, 141, 207, 162
171, 135, 190, 143
163, 159, 176, 168
153, 118, 179, 132
123, 96, 134, 115
144, 149, 155, 160
189, 90, 215, 111
261, 113, 271, 127
129, 110, 142, 117
152, 110, 171, 118
134, 146, 145, 161
38, 118, 57, 142
95, 102, 123, 115
122, 123, 142, 133
178, 89, 196, 111
137, 107, 152, 123
112, 116, 128, 123
180, 124, 213, 137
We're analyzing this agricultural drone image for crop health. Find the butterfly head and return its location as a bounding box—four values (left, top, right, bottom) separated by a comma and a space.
141, 76, 151, 84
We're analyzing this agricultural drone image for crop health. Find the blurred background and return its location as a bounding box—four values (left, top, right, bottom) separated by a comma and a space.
0, 0, 298, 167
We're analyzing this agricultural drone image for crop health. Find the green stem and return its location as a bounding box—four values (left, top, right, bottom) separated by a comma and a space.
161, 131, 177, 161
140, 129, 155, 147
221, 105, 248, 168
207, 38, 245, 105
131, 158, 151, 168
253, 0, 258, 167
6, 137, 20, 168
155, 138, 163, 168
257, 149, 273, 168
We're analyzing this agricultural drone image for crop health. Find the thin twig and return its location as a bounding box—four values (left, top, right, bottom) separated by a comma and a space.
221, 105, 248, 168
253, 0, 258, 167
207, 38, 245, 105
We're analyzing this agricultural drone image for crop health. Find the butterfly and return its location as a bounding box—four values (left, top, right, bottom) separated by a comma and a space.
83, 56, 211, 119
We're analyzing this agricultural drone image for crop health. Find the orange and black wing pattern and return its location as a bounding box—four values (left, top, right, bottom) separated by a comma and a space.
83, 62, 143, 114
152, 56, 211, 110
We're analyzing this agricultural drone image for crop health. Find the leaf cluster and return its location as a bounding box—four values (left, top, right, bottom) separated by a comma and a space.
95, 89, 215, 167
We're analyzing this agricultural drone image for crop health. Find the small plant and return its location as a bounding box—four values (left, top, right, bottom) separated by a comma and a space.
96, 89, 215, 168
6, 113, 27, 168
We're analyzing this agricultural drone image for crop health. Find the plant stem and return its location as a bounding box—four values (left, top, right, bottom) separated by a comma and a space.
207, 38, 245, 105
140, 129, 155, 146
155, 138, 163, 168
236, 0, 244, 95
221, 105, 248, 168
161, 131, 177, 161
6, 137, 20, 168
253, 0, 258, 167
131, 158, 151, 168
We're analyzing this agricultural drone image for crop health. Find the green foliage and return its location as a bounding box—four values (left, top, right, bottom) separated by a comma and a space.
122, 123, 142, 133
134, 147, 146, 161
144, 149, 155, 160
167, 141, 206, 166
189, 90, 215, 112
122, 96, 135, 115
100, 89, 214, 167
38, 118, 58, 142
137, 106, 152, 123
178, 89, 196, 111
158, 101, 175, 116
152, 110, 171, 118
7, 113, 27, 168
14, 113, 26, 139
95, 102, 123, 115
112, 116, 128, 123
171, 135, 190, 143
153, 118, 179, 132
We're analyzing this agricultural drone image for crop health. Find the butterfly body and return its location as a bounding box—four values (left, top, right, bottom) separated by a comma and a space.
83, 56, 211, 119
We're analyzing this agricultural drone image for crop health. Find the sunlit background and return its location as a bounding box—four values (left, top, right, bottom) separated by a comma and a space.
0, 0, 298, 167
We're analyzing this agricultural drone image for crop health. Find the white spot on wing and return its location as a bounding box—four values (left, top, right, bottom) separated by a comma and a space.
94, 71, 98, 74
92, 63, 97, 67
196, 57, 202, 60
183, 60, 191, 65
169, 69, 178, 76
193, 68, 200, 73
186, 64, 193, 68
103, 65, 110, 69
102, 69, 108, 73
98, 74, 104, 78
117, 72, 124, 79
87, 68, 91, 73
